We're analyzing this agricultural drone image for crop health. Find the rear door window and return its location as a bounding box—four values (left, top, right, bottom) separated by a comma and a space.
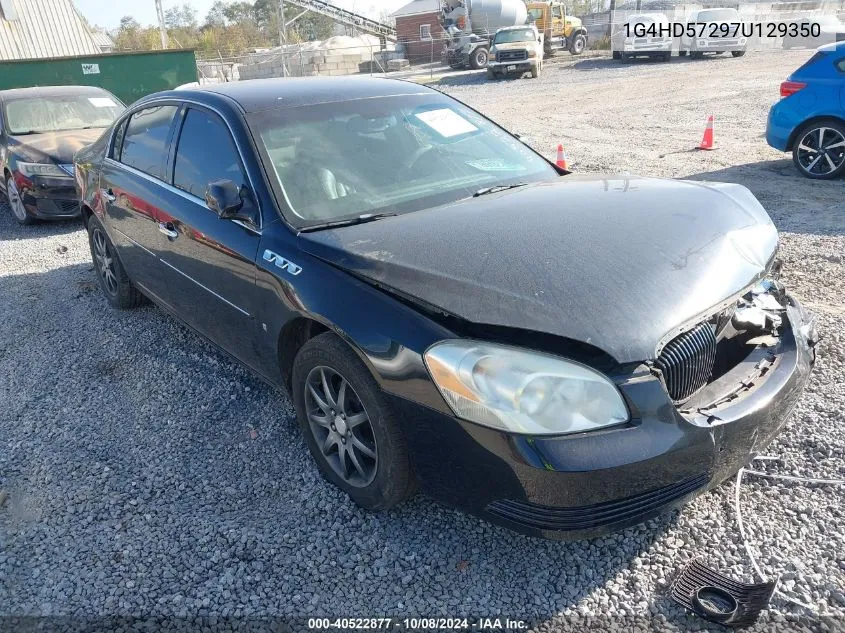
172, 108, 244, 199
119, 105, 178, 180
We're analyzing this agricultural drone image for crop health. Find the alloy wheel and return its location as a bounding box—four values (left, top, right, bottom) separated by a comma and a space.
6, 177, 27, 222
796, 126, 845, 177
92, 228, 118, 296
305, 366, 378, 487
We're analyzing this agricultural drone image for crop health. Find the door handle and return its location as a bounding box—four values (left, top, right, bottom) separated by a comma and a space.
158, 222, 179, 239
101, 188, 116, 203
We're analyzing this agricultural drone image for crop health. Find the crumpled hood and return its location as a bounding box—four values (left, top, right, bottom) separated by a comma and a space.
8, 128, 104, 164
300, 175, 778, 363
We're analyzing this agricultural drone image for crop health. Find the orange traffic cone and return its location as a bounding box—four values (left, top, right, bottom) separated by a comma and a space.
699, 115, 715, 150
556, 143, 569, 169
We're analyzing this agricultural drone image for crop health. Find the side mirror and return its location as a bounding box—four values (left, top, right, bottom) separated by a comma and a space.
205, 179, 244, 219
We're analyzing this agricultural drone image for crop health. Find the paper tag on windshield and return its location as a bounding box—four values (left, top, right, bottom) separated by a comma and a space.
89, 97, 116, 108
414, 108, 478, 138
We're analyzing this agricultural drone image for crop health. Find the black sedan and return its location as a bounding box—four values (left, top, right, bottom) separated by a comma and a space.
1, 85, 124, 224
74, 78, 816, 539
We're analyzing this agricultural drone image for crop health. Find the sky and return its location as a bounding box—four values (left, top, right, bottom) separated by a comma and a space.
73, 0, 406, 30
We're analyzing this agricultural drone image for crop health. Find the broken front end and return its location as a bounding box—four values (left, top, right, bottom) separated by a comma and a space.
652, 278, 817, 483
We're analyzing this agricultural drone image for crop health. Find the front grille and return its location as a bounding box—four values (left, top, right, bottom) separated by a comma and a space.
497, 50, 528, 62
486, 473, 709, 532
58, 200, 79, 214
656, 322, 717, 402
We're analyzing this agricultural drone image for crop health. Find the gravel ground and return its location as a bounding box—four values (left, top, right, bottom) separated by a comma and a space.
1, 49, 843, 632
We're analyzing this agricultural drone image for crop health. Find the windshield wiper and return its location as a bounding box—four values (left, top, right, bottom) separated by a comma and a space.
472, 183, 529, 197
300, 212, 397, 232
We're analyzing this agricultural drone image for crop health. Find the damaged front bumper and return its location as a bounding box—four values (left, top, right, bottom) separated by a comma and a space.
390, 291, 816, 540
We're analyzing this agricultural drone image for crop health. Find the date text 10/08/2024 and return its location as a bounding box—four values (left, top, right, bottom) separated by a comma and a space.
307, 618, 529, 630
625, 21, 822, 39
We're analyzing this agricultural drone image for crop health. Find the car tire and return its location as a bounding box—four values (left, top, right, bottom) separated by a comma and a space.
469, 47, 488, 70
87, 215, 146, 309
731, 50, 746, 57
292, 332, 416, 511
569, 34, 586, 55
791, 120, 845, 180
5, 174, 35, 225
486, 68, 495, 79
612, 50, 621, 60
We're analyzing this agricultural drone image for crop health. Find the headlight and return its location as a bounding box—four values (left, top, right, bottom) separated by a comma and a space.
424, 341, 629, 436
17, 162, 68, 177
527, 49, 537, 58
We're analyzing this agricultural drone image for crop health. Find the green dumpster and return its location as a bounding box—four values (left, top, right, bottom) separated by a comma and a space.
0, 50, 198, 105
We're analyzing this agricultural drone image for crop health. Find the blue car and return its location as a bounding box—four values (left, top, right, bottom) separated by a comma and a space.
767, 41, 845, 179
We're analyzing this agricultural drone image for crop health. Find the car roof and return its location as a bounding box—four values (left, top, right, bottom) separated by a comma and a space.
0, 85, 113, 101
819, 40, 845, 52
149, 77, 434, 114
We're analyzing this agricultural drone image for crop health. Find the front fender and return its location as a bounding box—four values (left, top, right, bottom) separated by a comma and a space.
254, 233, 456, 413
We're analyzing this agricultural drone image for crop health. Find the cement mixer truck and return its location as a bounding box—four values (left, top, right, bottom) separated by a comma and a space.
443, 0, 588, 69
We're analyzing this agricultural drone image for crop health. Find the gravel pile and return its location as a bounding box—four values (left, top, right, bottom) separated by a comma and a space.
1, 49, 843, 631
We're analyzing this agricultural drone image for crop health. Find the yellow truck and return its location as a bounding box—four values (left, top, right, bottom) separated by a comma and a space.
526, 1, 588, 56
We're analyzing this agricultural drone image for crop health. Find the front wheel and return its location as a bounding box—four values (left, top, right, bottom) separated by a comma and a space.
569, 34, 586, 55
469, 47, 488, 70
731, 50, 746, 57
792, 121, 845, 180
292, 332, 416, 510
5, 174, 34, 225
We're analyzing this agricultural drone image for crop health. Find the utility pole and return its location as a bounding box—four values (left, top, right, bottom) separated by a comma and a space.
155, 0, 168, 49
278, 0, 287, 77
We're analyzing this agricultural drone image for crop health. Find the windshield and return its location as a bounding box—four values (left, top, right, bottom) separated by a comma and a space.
696, 9, 739, 22
4, 93, 124, 135
249, 94, 558, 228
527, 8, 543, 21
494, 29, 536, 44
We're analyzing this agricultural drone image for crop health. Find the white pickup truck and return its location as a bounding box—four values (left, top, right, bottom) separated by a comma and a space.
486, 25, 544, 79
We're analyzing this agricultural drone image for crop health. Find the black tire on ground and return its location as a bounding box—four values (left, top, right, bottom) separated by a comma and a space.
569, 34, 586, 55
292, 332, 416, 511
5, 174, 35, 225
732, 50, 746, 57
612, 50, 621, 60
469, 47, 488, 70
87, 214, 145, 309
791, 119, 845, 180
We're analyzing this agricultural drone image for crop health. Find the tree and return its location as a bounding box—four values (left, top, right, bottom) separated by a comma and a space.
204, 0, 228, 27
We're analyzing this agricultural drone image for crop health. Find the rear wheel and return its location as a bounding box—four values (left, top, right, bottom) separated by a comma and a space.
469, 47, 488, 70
292, 332, 415, 510
87, 215, 145, 308
5, 174, 34, 225
792, 121, 845, 180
